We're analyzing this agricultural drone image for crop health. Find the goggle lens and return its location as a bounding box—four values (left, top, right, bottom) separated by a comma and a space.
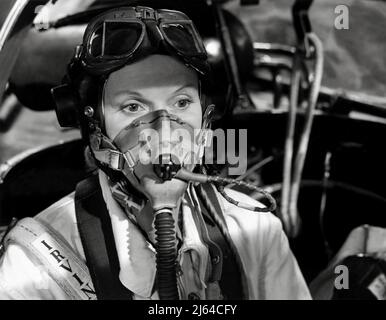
162, 23, 203, 56
89, 21, 143, 58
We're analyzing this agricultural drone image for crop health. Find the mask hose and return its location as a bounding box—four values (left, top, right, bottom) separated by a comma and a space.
154, 208, 179, 300
175, 168, 277, 213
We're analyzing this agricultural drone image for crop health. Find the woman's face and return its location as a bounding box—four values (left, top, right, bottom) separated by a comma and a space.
103, 54, 202, 140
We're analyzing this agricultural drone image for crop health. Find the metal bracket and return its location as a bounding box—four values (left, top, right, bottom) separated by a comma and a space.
136, 6, 157, 20
292, 0, 313, 57
108, 149, 125, 170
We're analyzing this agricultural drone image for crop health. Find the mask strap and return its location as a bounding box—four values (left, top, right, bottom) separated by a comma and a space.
98, 79, 108, 132
202, 104, 215, 130
195, 104, 215, 162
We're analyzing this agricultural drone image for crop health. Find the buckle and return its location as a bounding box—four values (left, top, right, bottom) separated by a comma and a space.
136, 6, 156, 20
123, 151, 136, 168
108, 150, 125, 170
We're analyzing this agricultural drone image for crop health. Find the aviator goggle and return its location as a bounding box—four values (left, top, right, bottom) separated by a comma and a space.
76, 6, 209, 77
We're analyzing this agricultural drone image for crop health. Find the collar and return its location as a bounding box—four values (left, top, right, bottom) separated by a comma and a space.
98, 170, 209, 298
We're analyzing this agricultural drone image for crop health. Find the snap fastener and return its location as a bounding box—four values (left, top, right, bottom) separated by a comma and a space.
212, 255, 220, 264
188, 293, 200, 300
84, 106, 94, 118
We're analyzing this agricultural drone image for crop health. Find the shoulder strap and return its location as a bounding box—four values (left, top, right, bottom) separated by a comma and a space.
197, 183, 245, 300
3, 217, 96, 300
75, 174, 133, 300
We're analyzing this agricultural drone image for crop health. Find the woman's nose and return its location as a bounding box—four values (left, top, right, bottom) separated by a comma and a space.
152, 104, 170, 113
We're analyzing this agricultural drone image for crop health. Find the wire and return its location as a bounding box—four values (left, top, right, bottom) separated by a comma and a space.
175, 168, 277, 213
281, 53, 302, 233
319, 152, 333, 258
288, 32, 324, 236
252, 180, 386, 207
235, 156, 275, 180
226, 155, 275, 189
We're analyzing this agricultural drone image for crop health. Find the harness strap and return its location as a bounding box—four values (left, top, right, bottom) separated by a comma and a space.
75, 174, 133, 300
3, 217, 96, 300
197, 183, 244, 300
187, 186, 224, 284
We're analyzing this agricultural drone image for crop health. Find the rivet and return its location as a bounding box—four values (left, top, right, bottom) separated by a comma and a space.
84, 106, 94, 118
212, 255, 220, 265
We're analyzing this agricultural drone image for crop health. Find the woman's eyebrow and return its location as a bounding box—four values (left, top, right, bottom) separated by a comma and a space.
114, 90, 144, 98
172, 83, 198, 94
109, 84, 198, 106
113, 91, 153, 105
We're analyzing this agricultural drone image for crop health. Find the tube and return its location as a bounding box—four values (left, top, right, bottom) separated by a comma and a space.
288, 32, 324, 237
175, 168, 277, 213
154, 208, 179, 300
281, 52, 302, 235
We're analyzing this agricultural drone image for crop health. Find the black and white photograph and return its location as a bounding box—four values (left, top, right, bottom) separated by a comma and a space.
0, 0, 385, 307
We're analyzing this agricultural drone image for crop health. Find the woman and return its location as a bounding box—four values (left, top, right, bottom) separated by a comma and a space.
0, 5, 311, 300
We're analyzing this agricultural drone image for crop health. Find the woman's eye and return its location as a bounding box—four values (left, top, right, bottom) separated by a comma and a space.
174, 99, 192, 109
122, 103, 143, 113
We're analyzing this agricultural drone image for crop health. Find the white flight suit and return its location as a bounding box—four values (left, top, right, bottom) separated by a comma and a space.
0, 171, 311, 300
